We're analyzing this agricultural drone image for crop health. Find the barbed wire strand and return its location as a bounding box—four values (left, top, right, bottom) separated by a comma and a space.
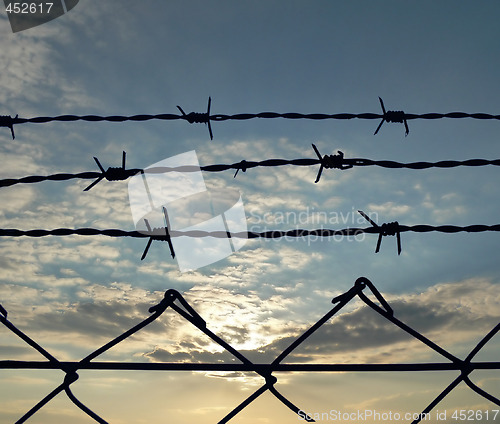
1, 221, 499, 259
1, 146, 500, 190
1, 278, 498, 424
2, 97, 500, 139
3, 224, 500, 238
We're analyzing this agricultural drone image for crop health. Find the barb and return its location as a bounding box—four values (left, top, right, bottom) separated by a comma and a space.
358, 210, 402, 254
1, 279, 499, 423
140, 207, 175, 260
233, 160, 248, 178
312, 143, 353, 183
5, 98, 500, 139
177, 96, 213, 140
84, 151, 141, 191
0, 114, 17, 139
2, 150, 500, 189
374, 97, 409, 136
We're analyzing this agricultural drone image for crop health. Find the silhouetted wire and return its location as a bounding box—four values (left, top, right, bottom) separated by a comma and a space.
1, 221, 499, 261
3, 362, 499, 372
0, 224, 498, 240
2, 96, 500, 422
1, 145, 500, 189
1, 278, 498, 424
0, 289, 310, 423
2, 97, 500, 139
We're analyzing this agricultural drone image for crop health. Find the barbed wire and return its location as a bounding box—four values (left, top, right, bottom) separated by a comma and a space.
2, 96, 499, 423
1, 277, 498, 423
2, 97, 500, 139
1, 213, 499, 259
1, 146, 499, 190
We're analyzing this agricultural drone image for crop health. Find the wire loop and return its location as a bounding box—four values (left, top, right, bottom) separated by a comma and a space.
374, 97, 409, 136
311, 143, 353, 183
358, 210, 402, 255
0, 114, 17, 139
233, 160, 248, 178
84, 151, 140, 191
141, 207, 175, 260
177, 96, 213, 139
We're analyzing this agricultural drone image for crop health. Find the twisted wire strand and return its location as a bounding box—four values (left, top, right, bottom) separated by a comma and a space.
1, 155, 500, 189
1, 224, 498, 260
1, 278, 498, 424
9, 112, 500, 124
0, 172, 101, 188
1, 224, 499, 239
2, 97, 500, 139
212, 112, 500, 120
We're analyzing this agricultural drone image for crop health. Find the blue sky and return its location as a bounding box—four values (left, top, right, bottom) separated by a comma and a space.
0, 1, 499, 423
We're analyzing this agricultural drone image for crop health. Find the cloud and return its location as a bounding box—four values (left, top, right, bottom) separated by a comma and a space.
365, 201, 411, 218
30, 301, 149, 339
0, 142, 46, 178
199, 137, 305, 165
0, 345, 37, 360
0, 186, 37, 215
0, 282, 55, 312
0, 25, 57, 106
0, 14, 98, 116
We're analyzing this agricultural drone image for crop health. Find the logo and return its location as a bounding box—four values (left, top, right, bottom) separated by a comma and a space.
128, 151, 247, 272
4, 1, 79, 33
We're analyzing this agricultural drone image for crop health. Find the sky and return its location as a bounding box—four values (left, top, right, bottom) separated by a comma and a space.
0, 1, 499, 423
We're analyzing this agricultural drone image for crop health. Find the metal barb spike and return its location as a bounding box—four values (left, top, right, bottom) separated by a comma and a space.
358, 210, 402, 255
374, 97, 409, 136
176, 97, 213, 140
